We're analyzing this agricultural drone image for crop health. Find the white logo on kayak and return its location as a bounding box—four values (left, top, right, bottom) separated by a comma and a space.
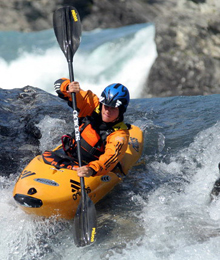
34, 178, 59, 186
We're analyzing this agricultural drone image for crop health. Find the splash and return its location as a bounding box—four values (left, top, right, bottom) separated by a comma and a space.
0, 23, 157, 99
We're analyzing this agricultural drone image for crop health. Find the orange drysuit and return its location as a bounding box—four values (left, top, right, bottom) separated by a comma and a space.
54, 78, 129, 176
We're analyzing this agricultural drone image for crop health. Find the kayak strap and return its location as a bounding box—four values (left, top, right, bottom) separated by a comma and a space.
42, 148, 126, 176
42, 149, 79, 169
113, 162, 126, 177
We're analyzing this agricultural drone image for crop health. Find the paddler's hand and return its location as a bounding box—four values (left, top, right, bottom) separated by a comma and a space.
67, 81, 81, 93
72, 166, 93, 177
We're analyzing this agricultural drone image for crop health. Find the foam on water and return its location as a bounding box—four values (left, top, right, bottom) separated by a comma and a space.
2, 23, 220, 260
2, 118, 220, 260
0, 23, 157, 99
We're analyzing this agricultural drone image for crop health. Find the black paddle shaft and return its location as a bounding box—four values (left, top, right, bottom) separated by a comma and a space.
53, 5, 84, 179
53, 6, 97, 247
53, 6, 83, 162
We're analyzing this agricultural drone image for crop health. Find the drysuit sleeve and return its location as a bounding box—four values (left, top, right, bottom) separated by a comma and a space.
88, 129, 129, 176
54, 78, 99, 117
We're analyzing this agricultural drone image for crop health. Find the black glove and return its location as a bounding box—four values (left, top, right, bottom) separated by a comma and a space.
61, 134, 75, 153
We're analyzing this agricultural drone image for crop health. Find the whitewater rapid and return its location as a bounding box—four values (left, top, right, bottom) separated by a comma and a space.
2, 23, 220, 260
0, 23, 157, 99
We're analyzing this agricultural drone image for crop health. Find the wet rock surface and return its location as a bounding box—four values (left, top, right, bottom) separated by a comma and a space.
0, 86, 72, 176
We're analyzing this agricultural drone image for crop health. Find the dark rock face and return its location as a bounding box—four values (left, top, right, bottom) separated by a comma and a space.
0, 0, 220, 98
146, 1, 220, 97
0, 0, 158, 32
0, 86, 73, 176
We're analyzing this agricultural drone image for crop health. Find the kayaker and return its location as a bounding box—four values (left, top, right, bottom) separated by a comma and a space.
54, 78, 130, 178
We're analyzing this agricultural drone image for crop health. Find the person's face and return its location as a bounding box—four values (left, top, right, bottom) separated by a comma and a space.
101, 104, 119, 123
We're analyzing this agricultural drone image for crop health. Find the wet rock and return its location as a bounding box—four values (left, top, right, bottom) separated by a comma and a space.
0, 86, 72, 176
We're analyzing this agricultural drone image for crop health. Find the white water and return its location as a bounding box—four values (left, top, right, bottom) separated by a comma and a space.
0, 23, 157, 98
2, 23, 220, 260
2, 118, 220, 259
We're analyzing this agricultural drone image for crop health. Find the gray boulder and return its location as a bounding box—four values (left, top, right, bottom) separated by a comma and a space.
0, 86, 72, 176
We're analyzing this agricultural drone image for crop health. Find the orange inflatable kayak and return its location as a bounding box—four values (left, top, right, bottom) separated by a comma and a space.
13, 124, 143, 219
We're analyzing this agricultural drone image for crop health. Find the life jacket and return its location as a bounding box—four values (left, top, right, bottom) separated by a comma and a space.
62, 106, 129, 164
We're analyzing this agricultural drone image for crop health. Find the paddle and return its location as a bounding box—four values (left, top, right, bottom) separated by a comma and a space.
53, 6, 97, 247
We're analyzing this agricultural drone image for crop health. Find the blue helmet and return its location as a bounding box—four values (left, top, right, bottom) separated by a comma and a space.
100, 83, 130, 113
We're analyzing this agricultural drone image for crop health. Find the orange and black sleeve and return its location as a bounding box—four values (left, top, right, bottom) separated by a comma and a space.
54, 78, 99, 117
88, 130, 129, 176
